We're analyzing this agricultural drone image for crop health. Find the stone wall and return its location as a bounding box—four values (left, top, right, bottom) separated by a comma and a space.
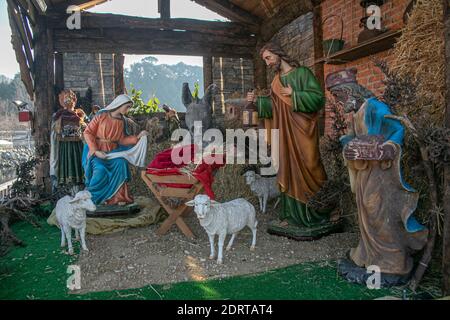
63, 53, 116, 110
211, 57, 254, 118
266, 12, 316, 84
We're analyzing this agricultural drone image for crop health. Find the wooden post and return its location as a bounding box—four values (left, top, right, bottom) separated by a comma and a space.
114, 53, 125, 95
33, 17, 54, 193
203, 55, 213, 91
158, 0, 171, 20
54, 52, 64, 110
443, 0, 450, 296
313, 3, 325, 136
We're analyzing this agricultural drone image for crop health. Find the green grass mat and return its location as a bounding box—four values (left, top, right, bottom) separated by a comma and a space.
0, 218, 401, 300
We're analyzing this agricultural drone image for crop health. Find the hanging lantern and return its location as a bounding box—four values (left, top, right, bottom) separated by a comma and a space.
18, 110, 32, 122
12, 100, 32, 122
242, 90, 259, 128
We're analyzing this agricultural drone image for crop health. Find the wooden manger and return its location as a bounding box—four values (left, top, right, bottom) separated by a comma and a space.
141, 170, 204, 239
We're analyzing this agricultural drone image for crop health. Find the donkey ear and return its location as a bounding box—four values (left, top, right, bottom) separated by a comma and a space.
182, 83, 193, 108
185, 200, 195, 207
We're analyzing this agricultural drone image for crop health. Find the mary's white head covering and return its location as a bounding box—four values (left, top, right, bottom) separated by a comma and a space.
103, 94, 132, 112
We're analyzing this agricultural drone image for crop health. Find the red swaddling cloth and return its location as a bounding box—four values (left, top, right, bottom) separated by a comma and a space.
146, 144, 225, 199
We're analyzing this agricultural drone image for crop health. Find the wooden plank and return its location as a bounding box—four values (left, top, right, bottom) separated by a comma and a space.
443, 0, 450, 296
315, 29, 402, 65
144, 173, 199, 184
191, 0, 261, 25
158, 187, 196, 199
46, 12, 259, 35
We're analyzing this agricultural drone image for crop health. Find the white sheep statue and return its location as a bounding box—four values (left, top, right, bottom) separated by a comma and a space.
243, 170, 280, 213
55, 190, 96, 255
185, 194, 258, 264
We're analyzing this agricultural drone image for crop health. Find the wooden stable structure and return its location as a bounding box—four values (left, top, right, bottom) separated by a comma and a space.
5, 0, 450, 294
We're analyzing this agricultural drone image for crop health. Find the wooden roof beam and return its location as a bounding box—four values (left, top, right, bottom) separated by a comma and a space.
47, 11, 259, 35
191, 0, 261, 26
53, 28, 255, 57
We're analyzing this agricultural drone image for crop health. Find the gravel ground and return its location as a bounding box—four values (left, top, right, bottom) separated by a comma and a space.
73, 206, 358, 294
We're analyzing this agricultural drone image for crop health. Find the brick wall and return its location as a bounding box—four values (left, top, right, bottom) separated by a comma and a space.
321, 0, 410, 135
63, 53, 116, 109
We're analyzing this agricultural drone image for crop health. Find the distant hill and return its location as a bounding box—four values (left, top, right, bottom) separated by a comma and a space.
124, 57, 204, 112
0, 75, 12, 84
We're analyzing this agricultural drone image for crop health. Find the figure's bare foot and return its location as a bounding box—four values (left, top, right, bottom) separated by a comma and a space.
118, 202, 126, 206
279, 220, 289, 227
250, 246, 256, 251
330, 209, 341, 222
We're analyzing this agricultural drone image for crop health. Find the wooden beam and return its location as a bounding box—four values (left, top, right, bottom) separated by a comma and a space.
191, 0, 261, 25
203, 55, 213, 91
54, 52, 64, 96
30, 0, 48, 13
443, 0, 450, 297
7, 0, 34, 72
26, 0, 37, 25
33, 15, 53, 193
53, 28, 256, 57
312, 4, 325, 136
7, 1, 34, 99
260, 0, 315, 42
158, 0, 170, 20
20, 7, 34, 49
114, 53, 125, 96
46, 12, 259, 35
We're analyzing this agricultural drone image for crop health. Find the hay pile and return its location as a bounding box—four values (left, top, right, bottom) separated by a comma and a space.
390, 0, 445, 125
212, 164, 255, 204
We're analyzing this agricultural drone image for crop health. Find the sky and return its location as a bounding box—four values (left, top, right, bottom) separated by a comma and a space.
0, 0, 226, 79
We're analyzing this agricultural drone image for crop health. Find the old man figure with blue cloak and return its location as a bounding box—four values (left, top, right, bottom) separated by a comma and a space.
326, 68, 428, 286
82, 94, 148, 206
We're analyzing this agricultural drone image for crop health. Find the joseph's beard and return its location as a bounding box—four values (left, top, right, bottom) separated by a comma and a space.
269, 59, 282, 72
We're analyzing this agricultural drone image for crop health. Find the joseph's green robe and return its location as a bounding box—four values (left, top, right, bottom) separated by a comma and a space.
257, 66, 330, 228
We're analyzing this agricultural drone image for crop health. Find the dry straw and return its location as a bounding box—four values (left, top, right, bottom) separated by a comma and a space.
390, 0, 445, 125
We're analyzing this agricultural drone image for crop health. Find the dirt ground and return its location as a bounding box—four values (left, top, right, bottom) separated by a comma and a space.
74, 206, 358, 294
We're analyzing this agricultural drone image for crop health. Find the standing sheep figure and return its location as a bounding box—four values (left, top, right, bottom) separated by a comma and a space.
244, 170, 280, 213
185, 194, 258, 264
55, 190, 96, 255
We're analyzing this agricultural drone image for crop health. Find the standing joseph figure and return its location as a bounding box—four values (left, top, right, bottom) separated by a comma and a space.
249, 42, 339, 240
